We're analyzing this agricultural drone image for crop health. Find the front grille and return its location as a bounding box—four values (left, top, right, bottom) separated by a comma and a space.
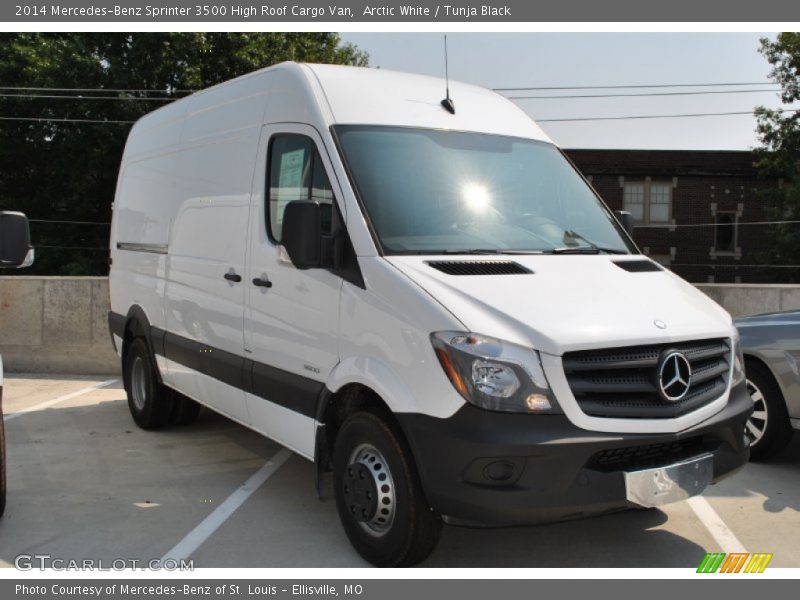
562, 338, 731, 418
587, 437, 712, 472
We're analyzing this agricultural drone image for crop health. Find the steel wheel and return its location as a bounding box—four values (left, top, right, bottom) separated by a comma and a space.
344, 443, 397, 537
130, 355, 148, 411
745, 378, 768, 447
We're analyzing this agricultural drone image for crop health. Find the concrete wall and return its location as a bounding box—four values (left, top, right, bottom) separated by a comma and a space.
0, 277, 118, 374
695, 284, 800, 318
1, 277, 800, 374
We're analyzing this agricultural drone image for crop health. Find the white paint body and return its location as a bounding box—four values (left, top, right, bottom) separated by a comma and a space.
109, 62, 737, 461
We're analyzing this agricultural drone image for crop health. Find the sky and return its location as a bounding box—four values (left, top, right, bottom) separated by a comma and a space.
340, 33, 786, 151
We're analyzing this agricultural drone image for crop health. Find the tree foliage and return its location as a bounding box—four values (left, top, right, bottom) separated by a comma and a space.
0, 33, 368, 275
754, 33, 800, 280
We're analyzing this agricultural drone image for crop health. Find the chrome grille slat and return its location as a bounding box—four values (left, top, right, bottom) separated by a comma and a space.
562, 338, 731, 419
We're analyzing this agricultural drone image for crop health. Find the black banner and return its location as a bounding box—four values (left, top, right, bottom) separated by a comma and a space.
3, 0, 800, 22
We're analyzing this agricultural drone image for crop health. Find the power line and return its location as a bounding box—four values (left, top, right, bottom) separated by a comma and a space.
670, 263, 800, 269
508, 88, 781, 100
493, 81, 772, 92
636, 220, 800, 228
538, 109, 800, 123
0, 85, 195, 93
0, 93, 175, 102
0, 116, 134, 124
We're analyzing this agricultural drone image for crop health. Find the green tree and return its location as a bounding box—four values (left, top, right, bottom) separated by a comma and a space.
0, 33, 368, 275
754, 32, 800, 281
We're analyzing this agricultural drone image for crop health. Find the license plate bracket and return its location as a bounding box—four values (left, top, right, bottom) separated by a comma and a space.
624, 453, 714, 508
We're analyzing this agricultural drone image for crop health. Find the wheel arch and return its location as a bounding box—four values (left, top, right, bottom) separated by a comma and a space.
743, 351, 786, 402
119, 304, 164, 386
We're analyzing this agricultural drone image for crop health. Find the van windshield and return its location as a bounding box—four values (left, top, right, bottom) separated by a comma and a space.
334, 126, 635, 255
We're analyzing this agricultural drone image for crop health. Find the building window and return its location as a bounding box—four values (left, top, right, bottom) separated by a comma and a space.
714, 212, 738, 253
623, 180, 672, 224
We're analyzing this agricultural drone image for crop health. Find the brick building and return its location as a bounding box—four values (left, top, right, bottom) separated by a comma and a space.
564, 149, 780, 283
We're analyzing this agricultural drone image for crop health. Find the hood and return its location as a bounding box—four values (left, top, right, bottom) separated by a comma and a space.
386, 255, 734, 355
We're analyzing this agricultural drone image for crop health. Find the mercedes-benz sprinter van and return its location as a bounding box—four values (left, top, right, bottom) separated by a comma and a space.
108, 63, 751, 566
0, 210, 35, 518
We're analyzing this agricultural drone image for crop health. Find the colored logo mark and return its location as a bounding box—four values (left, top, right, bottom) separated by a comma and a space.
697, 552, 773, 573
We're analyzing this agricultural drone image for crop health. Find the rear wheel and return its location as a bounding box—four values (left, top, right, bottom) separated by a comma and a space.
332, 411, 442, 567
745, 359, 793, 461
124, 338, 174, 429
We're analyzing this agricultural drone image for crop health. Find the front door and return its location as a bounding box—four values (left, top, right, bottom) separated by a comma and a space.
243, 124, 344, 458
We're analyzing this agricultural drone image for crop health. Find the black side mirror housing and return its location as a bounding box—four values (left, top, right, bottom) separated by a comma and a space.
0, 211, 34, 268
282, 201, 321, 269
614, 210, 634, 238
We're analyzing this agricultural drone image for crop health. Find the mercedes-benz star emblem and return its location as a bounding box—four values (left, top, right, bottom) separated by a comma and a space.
658, 351, 692, 402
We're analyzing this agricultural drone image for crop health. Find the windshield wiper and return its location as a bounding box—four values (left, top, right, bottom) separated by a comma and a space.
552, 230, 628, 255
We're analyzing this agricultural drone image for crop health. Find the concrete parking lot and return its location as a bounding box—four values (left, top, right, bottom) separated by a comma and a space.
1, 374, 799, 568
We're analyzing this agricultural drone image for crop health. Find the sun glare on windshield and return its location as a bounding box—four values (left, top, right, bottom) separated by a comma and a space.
462, 182, 492, 214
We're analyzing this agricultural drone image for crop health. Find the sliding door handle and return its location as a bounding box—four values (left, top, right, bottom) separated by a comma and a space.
252, 277, 273, 288
223, 272, 242, 283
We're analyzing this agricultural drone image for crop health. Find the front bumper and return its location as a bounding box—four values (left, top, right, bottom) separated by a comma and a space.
397, 380, 752, 527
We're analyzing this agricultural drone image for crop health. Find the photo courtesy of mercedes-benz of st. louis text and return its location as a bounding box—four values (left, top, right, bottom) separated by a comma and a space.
107, 62, 752, 567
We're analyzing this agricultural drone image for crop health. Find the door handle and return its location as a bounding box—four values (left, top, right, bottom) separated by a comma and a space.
252, 277, 273, 288
224, 272, 242, 283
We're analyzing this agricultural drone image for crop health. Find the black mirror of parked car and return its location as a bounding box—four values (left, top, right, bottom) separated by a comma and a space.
0, 211, 33, 268
282, 201, 322, 269
614, 210, 634, 238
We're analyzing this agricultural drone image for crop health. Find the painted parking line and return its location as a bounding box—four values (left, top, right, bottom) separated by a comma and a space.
3, 378, 119, 422
687, 495, 747, 554
161, 447, 294, 563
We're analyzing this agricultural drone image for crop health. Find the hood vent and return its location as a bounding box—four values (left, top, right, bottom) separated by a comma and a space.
612, 259, 664, 273
426, 260, 533, 276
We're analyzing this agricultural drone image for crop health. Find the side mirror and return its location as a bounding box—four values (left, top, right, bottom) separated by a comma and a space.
282, 201, 321, 269
0, 211, 34, 268
614, 210, 634, 238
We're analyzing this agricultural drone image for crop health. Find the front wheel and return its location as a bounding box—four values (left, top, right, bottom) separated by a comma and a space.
745, 359, 793, 461
333, 411, 442, 567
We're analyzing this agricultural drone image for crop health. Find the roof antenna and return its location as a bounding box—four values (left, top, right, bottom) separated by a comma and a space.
440, 35, 455, 114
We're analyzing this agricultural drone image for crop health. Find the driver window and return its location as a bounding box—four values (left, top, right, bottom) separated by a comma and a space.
268, 134, 334, 243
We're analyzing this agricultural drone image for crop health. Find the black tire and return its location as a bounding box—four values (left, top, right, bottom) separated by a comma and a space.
170, 394, 201, 426
745, 359, 793, 461
124, 337, 174, 430
332, 411, 442, 567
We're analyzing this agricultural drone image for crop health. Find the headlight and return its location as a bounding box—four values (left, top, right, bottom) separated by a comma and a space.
731, 333, 745, 386
431, 332, 559, 413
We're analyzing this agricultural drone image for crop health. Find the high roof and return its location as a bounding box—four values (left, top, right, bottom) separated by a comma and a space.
303, 62, 552, 142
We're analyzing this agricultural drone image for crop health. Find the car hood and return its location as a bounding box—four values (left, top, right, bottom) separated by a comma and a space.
386, 255, 734, 355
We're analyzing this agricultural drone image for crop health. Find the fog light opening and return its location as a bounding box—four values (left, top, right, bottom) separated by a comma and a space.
526, 393, 552, 412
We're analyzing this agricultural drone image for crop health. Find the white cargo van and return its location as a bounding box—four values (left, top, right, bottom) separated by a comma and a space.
0, 210, 35, 518
108, 62, 751, 566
